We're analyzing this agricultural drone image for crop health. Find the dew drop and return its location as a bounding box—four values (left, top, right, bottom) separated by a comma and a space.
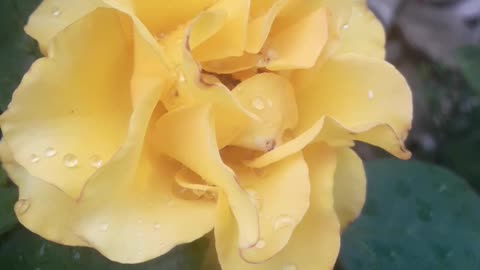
273, 215, 295, 231
368, 90, 374, 100
39, 243, 46, 256
89, 155, 103, 168
255, 239, 266, 249
251, 97, 265, 111
14, 199, 30, 215
63, 153, 78, 168
100, 223, 109, 232
30, 154, 40, 164
283, 263, 297, 270
342, 23, 349, 30
178, 73, 186, 83
52, 7, 61, 16
44, 147, 57, 158
73, 250, 81, 260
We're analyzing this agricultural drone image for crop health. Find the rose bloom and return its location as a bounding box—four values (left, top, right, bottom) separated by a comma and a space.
0, 0, 412, 269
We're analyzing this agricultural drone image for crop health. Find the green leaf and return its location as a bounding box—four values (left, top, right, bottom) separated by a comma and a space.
0, 226, 210, 270
0, 0, 41, 111
0, 185, 18, 235
457, 46, 480, 94
340, 159, 480, 270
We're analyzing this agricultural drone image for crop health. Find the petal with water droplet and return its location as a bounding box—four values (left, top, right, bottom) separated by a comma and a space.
216, 144, 340, 269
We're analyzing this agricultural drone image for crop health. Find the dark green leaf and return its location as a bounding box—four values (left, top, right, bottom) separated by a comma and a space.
0, 0, 42, 112
0, 185, 18, 235
457, 46, 480, 94
340, 159, 480, 270
0, 226, 209, 270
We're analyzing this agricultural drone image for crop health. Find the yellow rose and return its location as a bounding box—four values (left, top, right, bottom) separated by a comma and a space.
0, 0, 412, 269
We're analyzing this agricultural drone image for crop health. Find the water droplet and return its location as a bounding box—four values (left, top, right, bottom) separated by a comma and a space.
63, 153, 78, 168
178, 73, 186, 83
89, 155, 103, 168
44, 147, 57, 158
73, 250, 81, 260
30, 154, 40, 164
154, 223, 161, 230
368, 90, 374, 100
342, 23, 349, 30
14, 199, 30, 215
251, 97, 265, 110
273, 215, 295, 231
255, 239, 266, 249
39, 243, 46, 256
100, 223, 109, 232
52, 7, 61, 16
283, 264, 297, 270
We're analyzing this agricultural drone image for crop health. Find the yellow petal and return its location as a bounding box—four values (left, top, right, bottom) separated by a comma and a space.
24, 0, 105, 53
234, 153, 310, 263
245, 0, 288, 54
265, 8, 328, 70
293, 54, 412, 158
333, 147, 366, 229
152, 105, 259, 249
74, 30, 212, 263
133, 0, 216, 34
0, 142, 87, 246
192, 0, 250, 61
215, 143, 340, 270
160, 27, 255, 148
1, 9, 135, 198
202, 54, 261, 74
231, 73, 298, 151
76, 150, 216, 264
333, 3, 386, 59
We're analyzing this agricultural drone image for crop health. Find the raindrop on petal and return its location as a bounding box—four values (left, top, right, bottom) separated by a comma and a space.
52, 7, 61, 16
100, 223, 109, 232
283, 264, 297, 270
273, 215, 295, 231
63, 154, 78, 168
89, 155, 103, 168
251, 97, 265, 110
30, 154, 40, 164
44, 147, 57, 158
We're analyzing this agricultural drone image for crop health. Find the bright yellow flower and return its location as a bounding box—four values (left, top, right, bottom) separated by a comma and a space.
0, 0, 412, 269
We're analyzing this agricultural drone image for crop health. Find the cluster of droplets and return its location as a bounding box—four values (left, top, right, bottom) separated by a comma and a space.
29, 147, 103, 169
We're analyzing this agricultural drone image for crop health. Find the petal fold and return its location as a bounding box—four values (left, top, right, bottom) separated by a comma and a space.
215, 143, 340, 270
333, 147, 366, 229
2, 8, 134, 198
152, 105, 259, 249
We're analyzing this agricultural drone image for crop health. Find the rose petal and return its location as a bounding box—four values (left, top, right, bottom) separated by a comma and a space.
24, 0, 105, 53
264, 7, 328, 70
333, 147, 366, 229
1, 9, 135, 198
245, 0, 288, 54
231, 73, 298, 152
293, 54, 412, 158
0, 142, 87, 246
133, 0, 216, 34
332, 3, 386, 59
215, 143, 339, 270
192, 0, 250, 61
152, 105, 259, 249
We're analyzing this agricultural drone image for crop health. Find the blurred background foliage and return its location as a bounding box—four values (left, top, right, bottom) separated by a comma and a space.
0, 0, 479, 269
